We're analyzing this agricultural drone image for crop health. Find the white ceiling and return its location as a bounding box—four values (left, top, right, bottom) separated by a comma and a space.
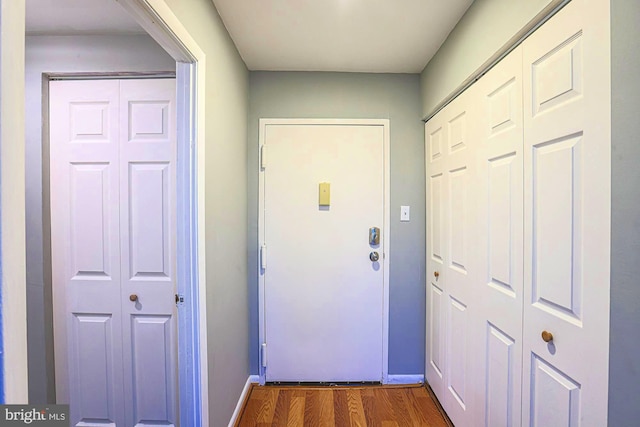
211, 0, 474, 73
25, 0, 474, 74
26, 0, 144, 35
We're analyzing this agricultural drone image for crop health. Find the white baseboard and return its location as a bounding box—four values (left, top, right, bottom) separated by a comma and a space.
228, 375, 260, 427
386, 374, 424, 385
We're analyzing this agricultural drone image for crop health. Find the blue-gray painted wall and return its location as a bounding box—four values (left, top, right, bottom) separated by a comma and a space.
248, 72, 425, 375
609, 0, 640, 424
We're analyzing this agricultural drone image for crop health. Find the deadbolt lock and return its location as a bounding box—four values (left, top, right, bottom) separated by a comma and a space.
370, 251, 380, 262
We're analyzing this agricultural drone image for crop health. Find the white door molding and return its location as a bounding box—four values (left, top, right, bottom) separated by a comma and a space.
257, 118, 391, 384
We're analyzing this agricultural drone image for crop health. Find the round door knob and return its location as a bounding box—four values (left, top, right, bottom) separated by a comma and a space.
434, 271, 440, 278
369, 251, 379, 262
541, 330, 553, 343
129, 294, 138, 302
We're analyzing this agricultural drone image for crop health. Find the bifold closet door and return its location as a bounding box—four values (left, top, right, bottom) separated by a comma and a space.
521, 0, 611, 425
50, 78, 178, 427
473, 46, 524, 427
425, 88, 478, 427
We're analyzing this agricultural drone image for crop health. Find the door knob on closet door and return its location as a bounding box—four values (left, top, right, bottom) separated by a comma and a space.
129, 294, 138, 302
434, 271, 440, 278
541, 330, 553, 343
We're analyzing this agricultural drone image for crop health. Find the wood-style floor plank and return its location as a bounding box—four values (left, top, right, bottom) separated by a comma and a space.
271, 389, 292, 426
287, 396, 305, 426
346, 389, 367, 427
235, 385, 450, 427
317, 389, 335, 427
371, 388, 397, 423
333, 389, 350, 427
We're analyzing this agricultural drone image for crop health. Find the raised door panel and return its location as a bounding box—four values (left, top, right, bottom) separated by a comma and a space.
69, 163, 113, 280
530, 356, 580, 427
130, 316, 176, 427
71, 315, 118, 427
531, 136, 583, 324
522, 0, 610, 425
447, 296, 468, 411
127, 163, 172, 280
429, 283, 445, 382
485, 324, 516, 427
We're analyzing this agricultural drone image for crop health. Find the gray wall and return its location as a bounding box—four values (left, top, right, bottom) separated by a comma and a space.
25, 34, 175, 404
609, 0, 640, 424
248, 71, 425, 375
161, 1, 250, 425
420, 0, 558, 117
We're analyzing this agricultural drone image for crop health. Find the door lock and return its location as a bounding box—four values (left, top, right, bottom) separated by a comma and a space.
370, 251, 380, 262
369, 227, 380, 246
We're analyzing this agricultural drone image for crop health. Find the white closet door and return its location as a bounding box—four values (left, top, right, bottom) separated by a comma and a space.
442, 89, 477, 426
119, 79, 178, 427
51, 78, 178, 427
425, 112, 448, 399
522, 0, 611, 425
474, 47, 525, 427
426, 88, 478, 426
50, 80, 126, 425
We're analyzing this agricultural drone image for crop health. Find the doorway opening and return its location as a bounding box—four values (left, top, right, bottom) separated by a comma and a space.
32, 1, 207, 425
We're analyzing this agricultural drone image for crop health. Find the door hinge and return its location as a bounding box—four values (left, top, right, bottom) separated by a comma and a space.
260, 145, 267, 169
260, 244, 267, 271
175, 293, 184, 306
261, 343, 267, 368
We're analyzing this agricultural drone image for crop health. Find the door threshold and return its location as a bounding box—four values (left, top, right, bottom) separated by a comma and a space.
266, 381, 381, 387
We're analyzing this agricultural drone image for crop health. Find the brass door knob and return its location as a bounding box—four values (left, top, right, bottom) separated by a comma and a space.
129, 294, 138, 302
434, 271, 440, 278
541, 330, 553, 343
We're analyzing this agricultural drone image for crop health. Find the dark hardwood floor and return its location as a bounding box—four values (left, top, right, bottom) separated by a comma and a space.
235, 384, 451, 426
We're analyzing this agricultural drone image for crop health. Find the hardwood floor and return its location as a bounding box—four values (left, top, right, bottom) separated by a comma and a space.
235, 384, 451, 426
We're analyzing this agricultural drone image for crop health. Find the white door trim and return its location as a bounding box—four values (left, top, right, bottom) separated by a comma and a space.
257, 118, 391, 384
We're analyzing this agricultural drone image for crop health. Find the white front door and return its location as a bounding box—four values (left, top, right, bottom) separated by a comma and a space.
522, 0, 610, 425
50, 78, 178, 427
260, 120, 387, 382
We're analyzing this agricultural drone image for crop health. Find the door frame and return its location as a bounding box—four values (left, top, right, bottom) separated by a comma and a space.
257, 118, 391, 385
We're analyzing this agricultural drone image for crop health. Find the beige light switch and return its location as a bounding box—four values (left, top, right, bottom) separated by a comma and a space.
319, 182, 330, 206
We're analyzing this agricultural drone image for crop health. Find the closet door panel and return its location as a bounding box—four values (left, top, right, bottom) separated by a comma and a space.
443, 91, 477, 427
425, 118, 447, 399
522, 0, 610, 425
475, 47, 524, 427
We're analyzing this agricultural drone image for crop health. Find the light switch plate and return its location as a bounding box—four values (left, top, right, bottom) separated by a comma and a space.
319, 182, 330, 206
401, 205, 410, 222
